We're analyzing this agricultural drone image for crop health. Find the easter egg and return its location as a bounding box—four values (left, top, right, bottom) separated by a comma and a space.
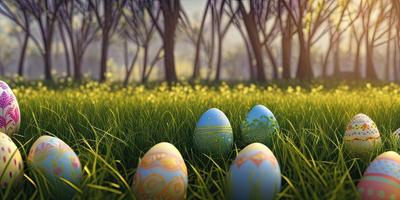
193, 108, 233, 156
133, 142, 188, 200
28, 136, 82, 197
0, 81, 20, 136
344, 114, 381, 155
393, 128, 400, 138
357, 151, 400, 200
0, 132, 23, 188
227, 143, 281, 200
241, 105, 279, 146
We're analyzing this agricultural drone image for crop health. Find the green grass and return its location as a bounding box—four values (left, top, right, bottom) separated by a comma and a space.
2, 81, 400, 199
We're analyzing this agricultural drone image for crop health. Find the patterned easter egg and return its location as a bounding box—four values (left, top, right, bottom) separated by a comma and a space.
227, 143, 281, 200
0, 81, 20, 136
193, 108, 233, 156
28, 136, 82, 197
133, 142, 188, 200
344, 114, 381, 155
357, 151, 400, 200
241, 105, 279, 146
0, 132, 23, 188
393, 128, 400, 138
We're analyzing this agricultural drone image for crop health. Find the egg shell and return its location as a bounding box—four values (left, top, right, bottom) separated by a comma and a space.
133, 142, 188, 200
0, 132, 23, 188
343, 114, 381, 155
0, 81, 20, 136
228, 143, 281, 200
393, 128, 400, 138
357, 151, 400, 200
241, 105, 279, 146
193, 108, 233, 156
28, 135, 82, 197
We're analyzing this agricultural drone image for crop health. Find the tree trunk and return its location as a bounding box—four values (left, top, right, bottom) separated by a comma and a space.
44, 52, 52, 81
281, 30, 292, 79
214, 36, 223, 81
297, 36, 312, 80
365, 42, 378, 80
265, 46, 278, 80
99, 29, 110, 82
141, 45, 148, 83
333, 37, 340, 77
394, 38, 398, 82
99, 0, 112, 82
354, 41, 362, 79
163, 20, 178, 83
242, 14, 266, 81
17, 32, 29, 77
192, 1, 209, 80
59, 24, 71, 78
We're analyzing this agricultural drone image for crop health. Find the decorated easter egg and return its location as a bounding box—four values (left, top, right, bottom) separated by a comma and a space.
133, 142, 188, 200
0, 81, 20, 136
28, 136, 82, 197
357, 151, 400, 200
0, 132, 23, 188
193, 108, 233, 156
393, 128, 400, 138
227, 143, 281, 200
344, 114, 381, 155
241, 105, 279, 146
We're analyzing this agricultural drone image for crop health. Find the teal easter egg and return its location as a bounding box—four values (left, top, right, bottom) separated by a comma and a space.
0, 132, 23, 188
133, 142, 188, 200
28, 136, 82, 198
241, 105, 279, 146
193, 108, 233, 156
227, 143, 281, 200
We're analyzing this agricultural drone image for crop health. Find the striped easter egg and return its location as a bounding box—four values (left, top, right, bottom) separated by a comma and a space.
357, 151, 400, 200
193, 108, 233, 156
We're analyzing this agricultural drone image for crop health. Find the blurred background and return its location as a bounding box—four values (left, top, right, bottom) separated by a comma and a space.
0, 0, 398, 84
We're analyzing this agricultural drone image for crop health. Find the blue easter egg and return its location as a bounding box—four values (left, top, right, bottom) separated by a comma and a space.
193, 108, 233, 156
28, 135, 82, 198
228, 143, 281, 200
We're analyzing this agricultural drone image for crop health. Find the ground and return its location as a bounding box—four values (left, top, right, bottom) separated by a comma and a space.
3, 81, 400, 199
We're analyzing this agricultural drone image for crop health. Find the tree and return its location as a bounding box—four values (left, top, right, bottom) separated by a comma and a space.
277, 0, 295, 79
281, 0, 338, 80
0, 0, 31, 77
362, 0, 391, 80
122, 0, 163, 84
59, 0, 99, 80
21, 0, 64, 81
191, 0, 211, 80
89, 0, 125, 82
146, 0, 183, 83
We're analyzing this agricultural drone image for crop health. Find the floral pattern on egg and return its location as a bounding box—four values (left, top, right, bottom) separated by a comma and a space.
0, 81, 20, 136
133, 142, 188, 200
28, 135, 82, 195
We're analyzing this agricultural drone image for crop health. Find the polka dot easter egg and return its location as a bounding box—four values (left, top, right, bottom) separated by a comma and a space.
0, 132, 23, 188
357, 151, 400, 200
344, 114, 381, 155
133, 142, 188, 200
241, 105, 279, 146
227, 143, 281, 200
393, 128, 400, 139
0, 81, 20, 136
193, 108, 233, 156
28, 136, 82, 198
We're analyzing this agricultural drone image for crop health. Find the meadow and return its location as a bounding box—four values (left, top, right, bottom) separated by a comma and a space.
3, 81, 400, 199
